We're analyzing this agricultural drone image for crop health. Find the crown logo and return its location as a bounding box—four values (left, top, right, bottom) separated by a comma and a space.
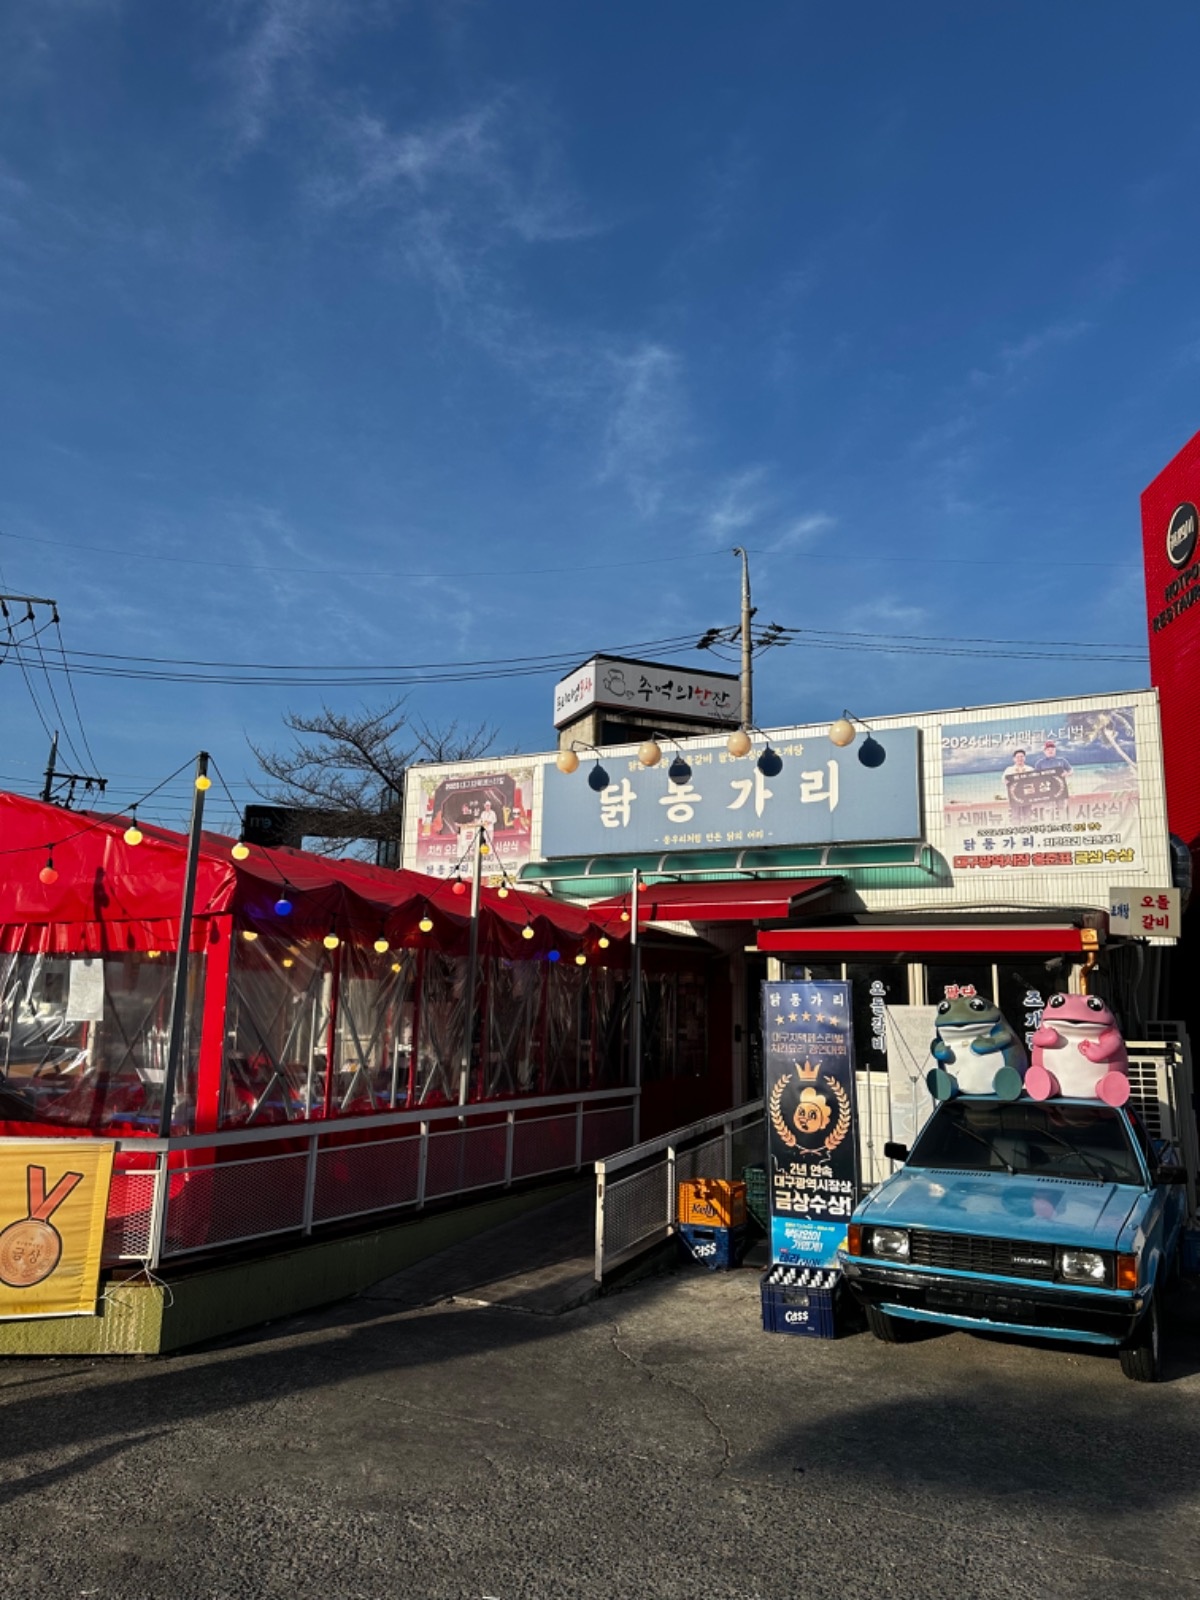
797, 1060, 821, 1082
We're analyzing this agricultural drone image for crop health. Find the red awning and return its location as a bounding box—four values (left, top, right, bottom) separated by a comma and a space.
592, 877, 836, 925
758, 926, 1096, 954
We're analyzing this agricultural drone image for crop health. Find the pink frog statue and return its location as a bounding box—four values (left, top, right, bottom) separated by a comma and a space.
1025, 993, 1130, 1107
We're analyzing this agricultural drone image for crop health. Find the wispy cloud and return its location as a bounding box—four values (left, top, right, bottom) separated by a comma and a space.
768, 512, 835, 553
971, 317, 1092, 387
598, 343, 687, 518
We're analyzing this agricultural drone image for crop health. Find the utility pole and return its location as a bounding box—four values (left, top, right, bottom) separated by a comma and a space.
41, 732, 59, 804
732, 547, 756, 730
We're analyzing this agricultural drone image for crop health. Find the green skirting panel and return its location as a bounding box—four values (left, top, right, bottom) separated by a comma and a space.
0, 1180, 581, 1358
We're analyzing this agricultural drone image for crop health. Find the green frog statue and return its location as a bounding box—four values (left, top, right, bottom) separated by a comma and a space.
926, 994, 1028, 1102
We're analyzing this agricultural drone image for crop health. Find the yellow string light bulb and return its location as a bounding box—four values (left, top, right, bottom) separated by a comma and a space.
124, 824, 143, 846
195, 774, 212, 791
480, 842, 490, 856
241, 929, 258, 941
575, 953, 587, 966
418, 915, 434, 933
521, 924, 535, 940
497, 885, 509, 898
374, 937, 389, 954
620, 910, 631, 923
323, 931, 340, 950
391, 962, 402, 973
146, 950, 161, 960
282, 957, 294, 968
598, 936, 610, 949
231, 841, 250, 861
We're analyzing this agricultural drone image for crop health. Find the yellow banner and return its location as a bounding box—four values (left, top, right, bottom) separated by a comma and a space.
0, 1141, 115, 1319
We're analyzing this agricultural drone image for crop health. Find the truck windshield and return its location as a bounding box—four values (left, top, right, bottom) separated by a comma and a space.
907, 1100, 1145, 1185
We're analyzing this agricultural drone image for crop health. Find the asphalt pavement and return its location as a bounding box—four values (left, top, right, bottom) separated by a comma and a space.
3, 1226, 1200, 1600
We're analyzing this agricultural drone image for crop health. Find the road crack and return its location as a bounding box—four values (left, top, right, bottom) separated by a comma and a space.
608, 1320, 733, 1480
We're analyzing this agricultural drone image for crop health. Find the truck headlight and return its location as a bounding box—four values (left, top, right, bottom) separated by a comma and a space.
869, 1227, 910, 1260
1058, 1248, 1108, 1284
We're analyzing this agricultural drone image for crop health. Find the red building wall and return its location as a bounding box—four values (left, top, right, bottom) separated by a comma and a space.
1142, 428, 1200, 859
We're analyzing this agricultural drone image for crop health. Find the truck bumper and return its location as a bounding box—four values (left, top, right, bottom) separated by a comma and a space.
842, 1256, 1143, 1347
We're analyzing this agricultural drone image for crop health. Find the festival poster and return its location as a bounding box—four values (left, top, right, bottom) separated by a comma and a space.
763, 980, 859, 1267
0, 1142, 114, 1319
940, 706, 1141, 875
411, 765, 535, 885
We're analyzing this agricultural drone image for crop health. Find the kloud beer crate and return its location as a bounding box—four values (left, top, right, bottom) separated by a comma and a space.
677, 1178, 748, 1230
676, 1222, 749, 1271
760, 1265, 839, 1339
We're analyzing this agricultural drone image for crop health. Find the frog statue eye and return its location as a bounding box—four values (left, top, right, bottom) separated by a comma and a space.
937, 1001, 950, 1014
969, 997, 987, 1012
1048, 994, 1066, 1008
1087, 995, 1105, 1012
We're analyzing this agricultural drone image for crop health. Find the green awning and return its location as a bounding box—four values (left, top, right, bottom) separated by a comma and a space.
520, 843, 949, 901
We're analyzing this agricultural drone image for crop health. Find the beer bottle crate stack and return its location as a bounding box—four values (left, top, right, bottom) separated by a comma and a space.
740, 1164, 769, 1232
676, 1178, 747, 1229
760, 1265, 840, 1339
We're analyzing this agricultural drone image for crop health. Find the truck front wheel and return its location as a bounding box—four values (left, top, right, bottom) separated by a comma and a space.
1119, 1294, 1161, 1383
866, 1305, 915, 1344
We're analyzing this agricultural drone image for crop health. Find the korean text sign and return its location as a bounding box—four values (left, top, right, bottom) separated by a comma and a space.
0, 1142, 114, 1319
941, 707, 1141, 875
1109, 887, 1180, 938
540, 729, 920, 857
763, 980, 859, 1267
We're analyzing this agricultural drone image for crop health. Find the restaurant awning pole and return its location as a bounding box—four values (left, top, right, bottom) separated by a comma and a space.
458, 824, 484, 1106
630, 869, 642, 1144
158, 751, 209, 1139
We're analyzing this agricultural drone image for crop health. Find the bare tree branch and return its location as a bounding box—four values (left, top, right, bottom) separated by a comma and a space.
247, 697, 498, 858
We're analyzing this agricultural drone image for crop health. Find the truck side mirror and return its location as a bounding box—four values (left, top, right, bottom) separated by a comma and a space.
883, 1141, 909, 1163
1156, 1164, 1187, 1186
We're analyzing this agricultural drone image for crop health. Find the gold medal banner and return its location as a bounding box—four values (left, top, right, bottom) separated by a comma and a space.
0, 1141, 115, 1319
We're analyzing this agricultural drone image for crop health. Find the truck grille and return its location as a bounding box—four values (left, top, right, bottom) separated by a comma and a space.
908, 1230, 1056, 1281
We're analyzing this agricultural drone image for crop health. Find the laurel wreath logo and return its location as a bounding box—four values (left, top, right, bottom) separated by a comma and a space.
770, 1071, 851, 1157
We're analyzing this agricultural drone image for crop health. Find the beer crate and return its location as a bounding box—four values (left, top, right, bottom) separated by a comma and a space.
677, 1178, 747, 1229
760, 1267, 839, 1339
676, 1222, 749, 1271
741, 1164, 769, 1231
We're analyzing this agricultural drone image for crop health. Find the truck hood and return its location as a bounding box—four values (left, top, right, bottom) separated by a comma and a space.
858, 1167, 1144, 1249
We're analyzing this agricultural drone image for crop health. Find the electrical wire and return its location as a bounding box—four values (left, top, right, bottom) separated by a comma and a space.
0, 756, 199, 858
52, 615, 101, 776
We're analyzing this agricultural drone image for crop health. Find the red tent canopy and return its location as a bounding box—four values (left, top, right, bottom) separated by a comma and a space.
0, 792, 623, 958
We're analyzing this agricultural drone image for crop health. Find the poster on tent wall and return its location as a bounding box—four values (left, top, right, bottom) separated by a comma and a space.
410, 765, 536, 885
941, 706, 1141, 875
0, 1142, 114, 1320
762, 980, 859, 1267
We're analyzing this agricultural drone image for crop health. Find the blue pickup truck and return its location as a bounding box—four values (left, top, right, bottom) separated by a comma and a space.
840, 1095, 1187, 1381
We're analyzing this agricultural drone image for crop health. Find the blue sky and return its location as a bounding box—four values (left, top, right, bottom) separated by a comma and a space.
1, 1, 1197, 832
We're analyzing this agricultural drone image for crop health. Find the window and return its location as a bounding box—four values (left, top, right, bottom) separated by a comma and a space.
908, 1099, 1143, 1186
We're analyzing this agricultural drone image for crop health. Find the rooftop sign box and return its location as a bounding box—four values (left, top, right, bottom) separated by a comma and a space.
553, 654, 740, 730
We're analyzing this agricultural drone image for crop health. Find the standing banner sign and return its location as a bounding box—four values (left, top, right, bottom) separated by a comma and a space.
763, 980, 859, 1266
0, 1142, 114, 1319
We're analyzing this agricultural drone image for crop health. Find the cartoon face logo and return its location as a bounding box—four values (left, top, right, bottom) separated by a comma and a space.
793, 1086, 832, 1136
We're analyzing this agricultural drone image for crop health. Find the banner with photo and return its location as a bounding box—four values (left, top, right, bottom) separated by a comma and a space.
763, 979, 859, 1267
941, 706, 1141, 875
411, 766, 536, 884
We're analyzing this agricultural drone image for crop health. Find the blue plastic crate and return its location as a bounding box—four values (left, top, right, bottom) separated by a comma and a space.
677, 1222, 748, 1271
760, 1271, 838, 1339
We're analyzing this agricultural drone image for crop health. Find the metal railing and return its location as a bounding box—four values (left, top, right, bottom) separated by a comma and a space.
592, 1099, 765, 1282
100, 1087, 638, 1269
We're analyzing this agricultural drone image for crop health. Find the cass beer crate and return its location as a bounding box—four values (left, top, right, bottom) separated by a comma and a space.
677, 1178, 747, 1230
741, 1164, 769, 1232
760, 1266, 839, 1339
677, 1222, 749, 1272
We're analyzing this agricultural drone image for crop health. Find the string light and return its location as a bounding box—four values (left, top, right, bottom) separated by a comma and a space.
620, 911, 631, 923
574, 953, 587, 966
452, 879, 467, 896
241, 929, 258, 941
547, 949, 561, 963
374, 936, 389, 954
391, 961, 402, 973
274, 894, 293, 917
147, 950, 161, 960
195, 774, 212, 791
598, 936, 610, 949
522, 925, 535, 941
323, 929, 340, 950
39, 853, 58, 886
480, 841, 490, 856
418, 915, 434, 933
231, 840, 250, 861
124, 806, 143, 847
282, 957, 294, 968
497, 885, 509, 898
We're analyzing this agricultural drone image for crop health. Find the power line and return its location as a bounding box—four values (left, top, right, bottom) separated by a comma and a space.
52, 615, 101, 776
